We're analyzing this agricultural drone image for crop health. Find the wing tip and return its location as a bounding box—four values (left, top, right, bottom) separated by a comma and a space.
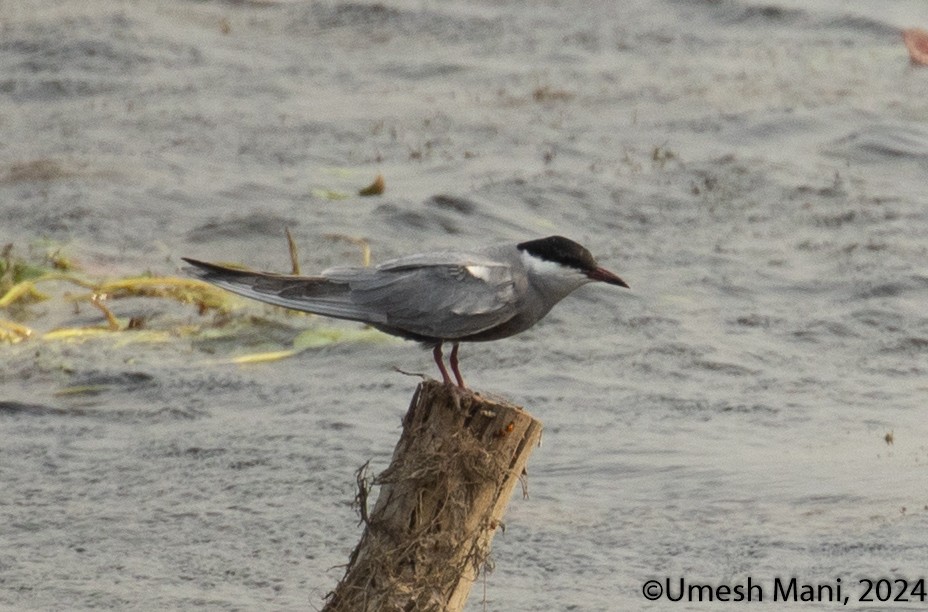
180, 257, 226, 278
181, 258, 259, 280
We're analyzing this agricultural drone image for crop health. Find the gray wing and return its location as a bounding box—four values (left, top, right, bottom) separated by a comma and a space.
337, 254, 520, 339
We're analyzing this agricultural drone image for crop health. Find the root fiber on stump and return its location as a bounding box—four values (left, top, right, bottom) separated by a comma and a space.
323, 380, 543, 612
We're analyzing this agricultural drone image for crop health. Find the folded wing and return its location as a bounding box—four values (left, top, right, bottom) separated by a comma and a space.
345, 253, 519, 338
182, 254, 519, 339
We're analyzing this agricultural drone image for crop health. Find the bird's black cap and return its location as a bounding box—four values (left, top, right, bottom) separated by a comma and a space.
517, 236, 599, 271
517, 235, 629, 287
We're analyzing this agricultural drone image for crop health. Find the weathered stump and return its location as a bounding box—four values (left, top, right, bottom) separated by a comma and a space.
323, 380, 543, 612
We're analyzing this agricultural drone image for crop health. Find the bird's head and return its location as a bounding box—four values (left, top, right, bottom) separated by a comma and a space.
517, 235, 629, 290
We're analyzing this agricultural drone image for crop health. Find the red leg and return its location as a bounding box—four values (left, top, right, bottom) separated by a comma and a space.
449, 342, 465, 388
432, 343, 452, 385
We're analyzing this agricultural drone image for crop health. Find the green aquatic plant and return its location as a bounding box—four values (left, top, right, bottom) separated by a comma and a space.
0, 234, 382, 366
0, 243, 238, 343
1, 243, 52, 301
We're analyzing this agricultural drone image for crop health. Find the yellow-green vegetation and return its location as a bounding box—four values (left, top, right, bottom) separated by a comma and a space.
1, 243, 234, 340
226, 327, 390, 364
88, 277, 234, 313
0, 237, 386, 364
0, 319, 32, 343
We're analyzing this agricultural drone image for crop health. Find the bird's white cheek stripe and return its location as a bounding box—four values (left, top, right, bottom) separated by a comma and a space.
520, 251, 584, 278
465, 265, 494, 282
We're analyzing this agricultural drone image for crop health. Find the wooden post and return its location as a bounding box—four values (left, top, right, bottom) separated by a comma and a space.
323, 380, 543, 612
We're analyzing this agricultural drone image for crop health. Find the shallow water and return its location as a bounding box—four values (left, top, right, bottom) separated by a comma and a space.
2, 0, 928, 610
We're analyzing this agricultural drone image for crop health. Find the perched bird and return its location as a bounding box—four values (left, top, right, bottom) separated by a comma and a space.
183, 235, 628, 388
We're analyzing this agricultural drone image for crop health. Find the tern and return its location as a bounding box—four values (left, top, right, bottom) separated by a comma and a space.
182, 235, 628, 388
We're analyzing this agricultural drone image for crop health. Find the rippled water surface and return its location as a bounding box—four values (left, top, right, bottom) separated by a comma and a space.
2, 1, 928, 610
